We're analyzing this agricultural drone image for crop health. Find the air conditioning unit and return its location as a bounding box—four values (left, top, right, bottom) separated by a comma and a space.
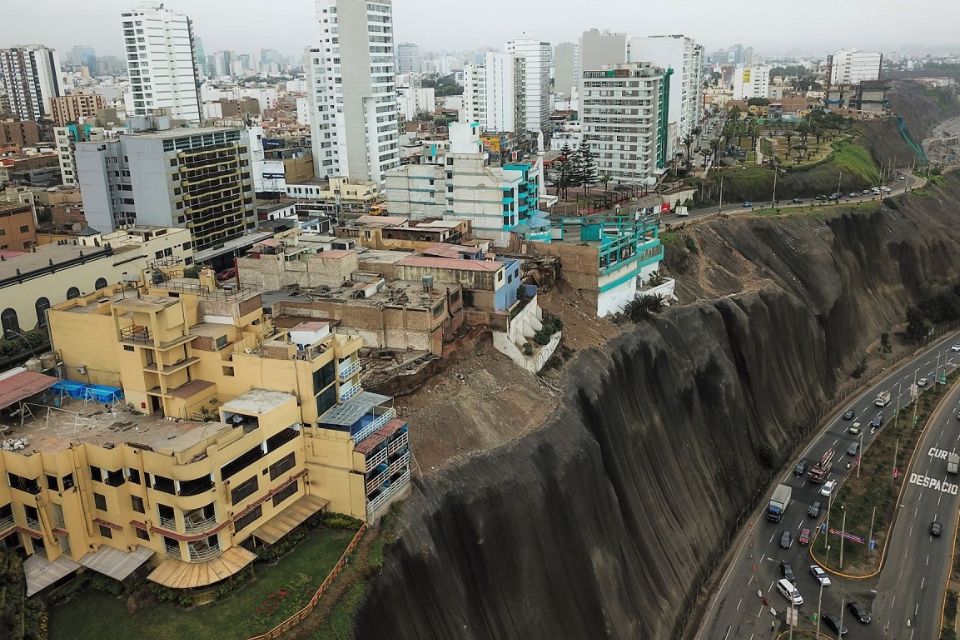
77, 365, 87, 374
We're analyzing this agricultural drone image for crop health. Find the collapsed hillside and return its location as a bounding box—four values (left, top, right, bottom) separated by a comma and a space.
353, 174, 960, 639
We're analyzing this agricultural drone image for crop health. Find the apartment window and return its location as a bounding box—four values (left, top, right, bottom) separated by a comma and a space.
45, 475, 58, 491
93, 493, 107, 511
230, 475, 258, 504
123, 345, 134, 352
131, 495, 145, 513
269, 453, 296, 480
135, 528, 150, 541
62, 474, 74, 490
234, 504, 262, 532
128, 468, 141, 485
18, 225, 29, 233
272, 481, 298, 507
89, 466, 102, 482
98, 525, 112, 539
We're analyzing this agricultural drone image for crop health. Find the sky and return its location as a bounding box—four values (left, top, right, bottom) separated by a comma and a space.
1, 0, 959, 60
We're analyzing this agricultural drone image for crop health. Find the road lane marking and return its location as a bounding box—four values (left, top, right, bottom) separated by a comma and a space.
910, 525, 914, 537
736, 597, 742, 611
921, 577, 925, 590
916, 602, 920, 615
757, 606, 763, 618
768, 531, 776, 543
760, 554, 766, 564
927, 554, 930, 566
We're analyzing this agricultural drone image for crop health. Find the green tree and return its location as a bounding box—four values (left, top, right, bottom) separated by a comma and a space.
623, 294, 666, 322
682, 134, 694, 162
576, 142, 598, 195
905, 306, 932, 343
555, 144, 575, 200
599, 171, 612, 192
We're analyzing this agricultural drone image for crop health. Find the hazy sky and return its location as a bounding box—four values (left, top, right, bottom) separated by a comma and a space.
1, 0, 958, 59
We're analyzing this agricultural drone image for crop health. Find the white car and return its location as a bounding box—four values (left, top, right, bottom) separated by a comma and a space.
919, 377, 929, 387
810, 565, 831, 587
777, 578, 804, 606
820, 479, 836, 497
848, 420, 862, 435
950, 343, 960, 353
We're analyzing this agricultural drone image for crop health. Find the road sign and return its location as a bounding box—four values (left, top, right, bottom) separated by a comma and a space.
829, 528, 865, 544
786, 607, 799, 626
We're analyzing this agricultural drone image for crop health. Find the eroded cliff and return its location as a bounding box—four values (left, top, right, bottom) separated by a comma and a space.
354, 175, 960, 639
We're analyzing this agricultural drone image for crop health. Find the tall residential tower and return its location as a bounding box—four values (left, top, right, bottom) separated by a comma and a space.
0, 46, 62, 121
121, 3, 201, 122
506, 34, 551, 136
307, 0, 400, 183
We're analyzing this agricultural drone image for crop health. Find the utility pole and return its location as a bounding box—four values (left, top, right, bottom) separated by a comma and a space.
824, 492, 832, 560
839, 506, 847, 569
857, 428, 864, 479
771, 167, 778, 209
838, 597, 846, 639
717, 175, 724, 214
911, 368, 920, 428
816, 580, 823, 637
837, 169, 842, 196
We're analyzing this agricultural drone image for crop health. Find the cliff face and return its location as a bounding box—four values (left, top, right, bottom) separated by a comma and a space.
355, 176, 960, 640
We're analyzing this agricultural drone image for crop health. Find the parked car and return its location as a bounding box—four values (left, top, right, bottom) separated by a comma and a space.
216, 268, 237, 281
899, 175, 906, 180
862, 189, 872, 195
779, 562, 795, 583
792, 198, 803, 204
779, 530, 793, 549
810, 564, 831, 586
842, 409, 855, 420
847, 442, 860, 456
816, 194, 827, 201
848, 192, 858, 198
931, 521, 943, 537
776, 578, 804, 606
919, 377, 929, 387
799, 528, 811, 545
820, 480, 836, 498
808, 501, 822, 518
847, 601, 871, 624
742, 201, 753, 208
883, 186, 893, 193
951, 343, 960, 353
848, 421, 862, 435
794, 459, 809, 476
823, 612, 848, 635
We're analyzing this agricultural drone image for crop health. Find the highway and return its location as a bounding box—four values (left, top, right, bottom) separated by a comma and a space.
695, 333, 960, 640
872, 380, 960, 639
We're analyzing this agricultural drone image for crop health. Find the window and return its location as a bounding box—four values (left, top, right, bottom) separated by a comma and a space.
234, 504, 262, 532
98, 525, 113, 538
89, 465, 102, 482
135, 528, 150, 541
131, 496, 144, 513
35, 298, 50, 328
316, 386, 337, 416
93, 493, 107, 511
230, 475, 258, 504
272, 481, 298, 507
62, 473, 74, 490
66, 287, 80, 300
45, 475, 58, 491
18, 225, 29, 234
1, 308, 18, 335
269, 453, 296, 480
128, 468, 141, 484
123, 345, 134, 352
95, 277, 108, 290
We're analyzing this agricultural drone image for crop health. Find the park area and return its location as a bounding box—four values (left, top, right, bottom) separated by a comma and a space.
48, 526, 357, 640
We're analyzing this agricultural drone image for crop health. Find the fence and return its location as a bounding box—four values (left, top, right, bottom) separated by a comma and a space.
246, 523, 367, 640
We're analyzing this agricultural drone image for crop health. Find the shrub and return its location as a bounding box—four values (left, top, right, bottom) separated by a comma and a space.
521, 343, 533, 356
533, 330, 552, 346
322, 513, 363, 530
683, 235, 699, 254
183, 266, 201, 279
851, 357, 867, 379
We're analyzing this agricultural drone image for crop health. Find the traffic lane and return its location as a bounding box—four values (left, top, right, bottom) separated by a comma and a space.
873, 394, 960, 639
696, 334, 960, 639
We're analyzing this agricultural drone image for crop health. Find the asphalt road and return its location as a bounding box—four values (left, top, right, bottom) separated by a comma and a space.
695, 333, 960, 640
660, 174, 922, 226
872, 380, 960, 639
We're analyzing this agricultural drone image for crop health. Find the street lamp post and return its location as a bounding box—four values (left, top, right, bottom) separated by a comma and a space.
839, 506, 847, 570
816, 580, 823, 637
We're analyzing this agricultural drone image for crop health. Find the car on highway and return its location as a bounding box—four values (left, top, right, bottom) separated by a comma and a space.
842, 409, 855, 420
819, 479, 836, 498
779, 562, 795, 583
776, 578, 804, 606
847, 601, 871, 624
810, 565, 831, 586
950, 343, 960, 352
869, 413, 883, 428
846, 442, 860, 456
779, 531, 793, 549
899, 175, 906, 180
931, 521, 943, 537
791, 198, 803, 204
919, 377, 929, 387
793, 459, 809, 476
816, 194, 827, 201
823, 612, 848, 635
862, 189, 872, 195
742, 201, 753, 208
883, 186, 892, 193
848, 421, 862, 435
798, 529, 810, 545
848, 192, 858, 198
808, 501, 821, 518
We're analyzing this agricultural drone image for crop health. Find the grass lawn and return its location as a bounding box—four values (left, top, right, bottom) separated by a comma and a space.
816, 370, 958, 573
49, 527, 356, 640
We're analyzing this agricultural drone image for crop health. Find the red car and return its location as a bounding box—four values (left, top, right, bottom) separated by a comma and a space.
216, 268, 236, 281
798, 528, 811, 545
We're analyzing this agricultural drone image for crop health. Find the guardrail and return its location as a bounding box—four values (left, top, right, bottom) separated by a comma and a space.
245, 523, 367, 640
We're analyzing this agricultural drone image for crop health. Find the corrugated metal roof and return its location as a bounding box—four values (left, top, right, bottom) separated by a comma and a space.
0, 370, 58, 411
398, 255, 503, 272
318, 391, 392, 427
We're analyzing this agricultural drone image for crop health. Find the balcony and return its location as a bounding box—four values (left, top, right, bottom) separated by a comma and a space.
389, 451, 410, 476
25, 518, 41, 532
365, 447, 389, 473
338, 359, 361, 380
143, 356, 200, 375
341, 385, 359, 401
188, 543, 222, 562
164, 545, 181, 560
352, 407, 396, 444
0, 516, 15, 531
184, 514, 218, 534
158, 516, 177, 531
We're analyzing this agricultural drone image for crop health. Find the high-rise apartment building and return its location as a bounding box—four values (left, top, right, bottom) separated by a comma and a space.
77, 124, 256, 251
828, 49, 882, 85
307, 0, 400, 184
49, 92, 107, 126
121, 3, 201, 122
553, 42, 577, 98
0, 46, 63, 121
581, 63, 667, 183
732, 65, 771, 99
462, 52, 524, 134
627, 35, 704, 157
55, 123, 115, 186
396, 42, 421, 74
69, 45, 98, 74
506, 34, 551, 135
577, 29, 626, 98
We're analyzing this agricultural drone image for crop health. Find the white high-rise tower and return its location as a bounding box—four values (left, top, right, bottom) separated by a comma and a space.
0, 46, 62, 121
121, 3, 201, 122
307, 0, 400, 183
506, 34, 551, 136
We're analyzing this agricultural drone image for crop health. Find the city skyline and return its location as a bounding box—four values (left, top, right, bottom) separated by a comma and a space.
2, 0, 960, 63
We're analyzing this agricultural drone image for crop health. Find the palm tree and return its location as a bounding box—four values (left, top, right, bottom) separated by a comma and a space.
682, 134, 695, 163
709, 138, 721, 164
599, 172, 612, 192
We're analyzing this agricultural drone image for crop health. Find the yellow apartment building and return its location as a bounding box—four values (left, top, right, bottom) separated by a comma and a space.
0, 269, 410, 595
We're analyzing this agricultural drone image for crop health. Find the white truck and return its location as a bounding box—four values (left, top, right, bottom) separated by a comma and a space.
767, 484, 792, 522
948, 452, 959, 475
875, 390, 891, 407
675, 206, 689, 217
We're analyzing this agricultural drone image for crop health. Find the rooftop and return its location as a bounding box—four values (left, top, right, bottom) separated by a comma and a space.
128, 126, 240, 140
220, 388, 295, 416
397, 255, 503, 272
0, 243, 142, 286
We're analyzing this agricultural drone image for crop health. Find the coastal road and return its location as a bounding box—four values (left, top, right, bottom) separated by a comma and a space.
660, 173, 922, 226
695, 333, 960, 640
871, 380, 960, 639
